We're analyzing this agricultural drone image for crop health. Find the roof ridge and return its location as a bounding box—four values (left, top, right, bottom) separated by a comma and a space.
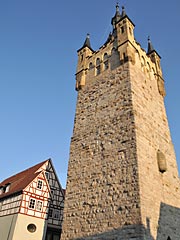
0, 158, 50, 185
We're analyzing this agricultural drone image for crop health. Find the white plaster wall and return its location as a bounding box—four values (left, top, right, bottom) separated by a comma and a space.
12, 214, 47, 240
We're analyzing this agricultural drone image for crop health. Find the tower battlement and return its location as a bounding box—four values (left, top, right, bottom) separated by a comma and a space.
76, 5, 165, 97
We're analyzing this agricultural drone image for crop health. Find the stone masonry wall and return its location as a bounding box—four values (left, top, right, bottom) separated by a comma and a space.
129, 53, 180, 239
61, 63, 143, 239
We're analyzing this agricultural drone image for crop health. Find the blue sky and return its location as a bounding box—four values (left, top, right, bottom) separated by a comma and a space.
0, 0, 180, 188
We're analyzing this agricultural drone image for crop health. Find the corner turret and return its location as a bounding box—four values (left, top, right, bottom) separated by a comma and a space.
76, 34, 94, 90
147, 37, 166, 97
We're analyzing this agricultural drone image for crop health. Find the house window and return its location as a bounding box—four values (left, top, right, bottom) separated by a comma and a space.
36, 200, 43, 211
37, 180, 43, 189
45, 172, 49, 180
29, 198, 36, 209
51, 189, 54, 196
54, 210, 60, 220
27, 223, 37, 233
48, 208, 53, 218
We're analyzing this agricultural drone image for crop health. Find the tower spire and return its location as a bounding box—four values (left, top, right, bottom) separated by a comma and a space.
111, 3, 121, 28
147, 36, 155, 54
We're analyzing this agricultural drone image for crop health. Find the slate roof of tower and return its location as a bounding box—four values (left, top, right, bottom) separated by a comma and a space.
147, 36, 155, 54
78, 33, 94, 52
111, 3, 121, 25
0, 159, 49, 200
147, 36, 161, 58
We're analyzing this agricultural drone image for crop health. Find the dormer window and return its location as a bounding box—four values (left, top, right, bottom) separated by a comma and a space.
5, 183, 11, 193
0, 183, 11, 194
0, 187, 3, 195
37, 180, 43, 190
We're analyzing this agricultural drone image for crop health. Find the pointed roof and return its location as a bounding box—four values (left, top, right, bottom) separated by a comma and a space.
111, 4, 135, 28
83, 33, 91, 48
0, 159, 49, 200
78, 33, 94, 52
147, 36, 155, 54
111, 3, 121, 26
147, 36, 161, 58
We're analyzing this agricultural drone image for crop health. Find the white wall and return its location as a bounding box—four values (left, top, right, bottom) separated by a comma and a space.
12, 214, 47, 240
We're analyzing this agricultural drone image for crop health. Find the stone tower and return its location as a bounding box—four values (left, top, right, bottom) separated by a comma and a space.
61, 4, 180, 240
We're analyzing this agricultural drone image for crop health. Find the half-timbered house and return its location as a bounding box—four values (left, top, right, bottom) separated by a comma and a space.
0, 158, 64, 240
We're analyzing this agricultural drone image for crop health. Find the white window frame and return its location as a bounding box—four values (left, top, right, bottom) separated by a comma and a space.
37, 180, 43, 190
36, 200, 43, 211
29, 198, 36, 209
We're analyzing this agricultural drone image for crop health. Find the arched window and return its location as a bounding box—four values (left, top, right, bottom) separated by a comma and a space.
96, 58, 101, 75
89, 62, 93, 70
103, 53, 109, 70
121, 26, 124, 34
141, 56, 146, 66
152, 67, 155, 75
103, 53, 108, 61
147, 62, 151, 72
129, 27, 132, 35
96, 58, 100, 66
111, 47, 116, 55
167, 237, 171, 240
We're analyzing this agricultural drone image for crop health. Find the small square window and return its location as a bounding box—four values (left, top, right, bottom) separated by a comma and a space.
36, 200, 43, 211
37, 180, 43, 189
29, 198, 36, 209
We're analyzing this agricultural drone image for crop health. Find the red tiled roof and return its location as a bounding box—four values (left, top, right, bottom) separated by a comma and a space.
0, 159, 49, 200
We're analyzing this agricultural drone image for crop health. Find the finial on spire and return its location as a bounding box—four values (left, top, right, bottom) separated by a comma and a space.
116, 2, 119, 12
121, 6, 126, 17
